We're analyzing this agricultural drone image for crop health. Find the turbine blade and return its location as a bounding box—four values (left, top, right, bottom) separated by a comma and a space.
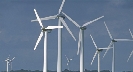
98, 48, 111, 49
46, 26, 63, 29
103, 49, 110, 58
90, 34, 97, 49
31, 15, 57, 22
129, 29, 133, 39
114, 39, 133, 41
127, 50, 133, 62
12, 57, 15, 60
103, 42, 113, 58
91, 51, 98, 65
34, 32, 43, 50
34, 9, 43, 28
77, 30, 81, 55
58, 0, 65, 14
59, 18, 76, 41
108, 41, 113, 47
62, 12, 80, 27
83, 16, 104, 27
104, 21, 113, 39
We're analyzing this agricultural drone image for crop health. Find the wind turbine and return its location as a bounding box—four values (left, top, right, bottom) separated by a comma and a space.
31, 1, 76, 72
127, 29, 133, 62
61, 12, 104, 72
103, 21, 133, 72
33, 9, 63, 72
65, 55, 72, 70
10, 57, 15, 70
5, 55, 10, 72
90, 34, 112, 72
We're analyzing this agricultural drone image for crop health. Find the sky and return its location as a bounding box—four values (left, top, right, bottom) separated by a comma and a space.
0, 0, 133, 72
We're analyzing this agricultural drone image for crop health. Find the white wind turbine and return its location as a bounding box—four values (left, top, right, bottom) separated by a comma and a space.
31, 1, 76, 72
127, 29, 133, 62
61, 12, 104, 72
65, 55, 72, 70
5, 55, 10, 72
33, 9, 63, 72
90, 34, 112, 72
103, 21, 133, 72
10, 57, 15, 70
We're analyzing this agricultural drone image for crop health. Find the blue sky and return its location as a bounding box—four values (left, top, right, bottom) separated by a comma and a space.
0, 0, 133, 72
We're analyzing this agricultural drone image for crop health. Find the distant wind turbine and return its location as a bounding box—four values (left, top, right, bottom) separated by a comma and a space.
31, 1, 76, 72
90, 34, 113, 72
10, 57, 15, 70
103, 21, 133, 72
5, 55, 10, 72
127, 29, 133, 62
33, 9, 63, 72
65, 55, 72, 70
61, 12, 104, 72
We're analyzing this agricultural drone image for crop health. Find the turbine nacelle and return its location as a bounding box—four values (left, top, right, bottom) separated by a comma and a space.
112, 39, 117, 42
57, 14, 65, 19
97, 49, 103, 52
41, 27, 52, 33
80, 26, 87, 30
5, 60, 9, 62
41, 27, 47, 31
5, 58, 10, 62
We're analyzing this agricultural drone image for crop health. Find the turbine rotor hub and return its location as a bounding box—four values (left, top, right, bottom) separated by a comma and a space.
112, 39, 117, 42
80, 26, 87, 30
97, 49, 103, 52
41, 27, 47, 31
41, 27, 52, 33
57, 14, 65, 19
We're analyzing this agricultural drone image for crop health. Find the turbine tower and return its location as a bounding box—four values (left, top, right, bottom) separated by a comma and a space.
127, 29, 133, 62
90, 34, 112, 72
65, 55, 72, 70
61, 12, 104, 72
31, 1, 76, 72
33, 9, 63, 72
103, 21, 133, 72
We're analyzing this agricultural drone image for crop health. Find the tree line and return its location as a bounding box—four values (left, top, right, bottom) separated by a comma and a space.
1, 69, 132, 72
